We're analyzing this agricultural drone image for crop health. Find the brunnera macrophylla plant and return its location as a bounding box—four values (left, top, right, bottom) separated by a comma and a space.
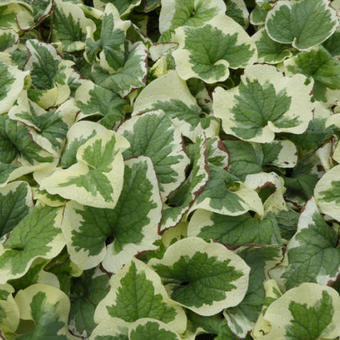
1, 0, 340, 339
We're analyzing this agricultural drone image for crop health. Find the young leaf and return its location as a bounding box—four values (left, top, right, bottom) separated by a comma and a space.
189, 164, 264, 216
0, 115, 54, 165
225, 0, 249, 28
224, 247, 282, 337
75, 80, 126, 120
0, 161, 55, 188
161, 137, 209, 232
27, 0, 53, 25
25, 39, 71, 108
223, 140, 262, 181
284, 103, 335, 155
92, 41, 148, 97
205, 137, 229, 169
60, 121, 107, 169
85, 3, 130, 71
244, 172, 287, 215
0, 2, 33, 31
150, 237, 250, 316
0, 28, 17, 52
9, 92, 77, 156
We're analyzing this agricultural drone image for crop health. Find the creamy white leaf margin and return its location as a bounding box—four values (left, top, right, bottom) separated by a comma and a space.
93, 0, 142, 16
159, 0, 226, 33
314, 164, 340, 222
15, 283, 78, 340
102, 157, 162, 273
173, 15, 256, 83
38, 129, 129, 209
133, 71, 218, 141
244, 172, 287, 215
0, 283, 19, 334
0, 62, 28, 114
62, 156, 162, 272
252, 279, 282, 339
9, 92, 78, 156
213, 64, 313, 143
53, 0, 96, 52
94, 258, 187, 334
118, 111, 190, 199
263, 140, 298, 169
59, 120, 107, 169
85, 3, 130, 72
149, 237, 250, 316
257, 283, 340, 340
189, 174, 264, 217
129, 318, 182, 340
0, 158, 57, 188
0, 206, 66, 283
0, 2, 34, 31
265, 0, 339, 50
90, 318, 130, 340
25, 39, 72, 109
284, 197, 340, 286
160, 137, 209, 232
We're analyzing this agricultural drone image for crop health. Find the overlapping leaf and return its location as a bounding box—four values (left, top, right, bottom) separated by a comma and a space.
133, 71, 218, 141
62, 156, 162, 272
94, 258, 186, 333
0, 1, 339, 339
39, 129, 129, 208
25, 39, 72, 108
283, 198, 340, 289
0, 283, 19, 335
14, 284, 77, 339
258, 283, 340, 339
0, 181, 32, 238
0, 206, 65, 283
160, 137, 209, 232
118, 111, 190, 199
159, 0, 226, 34
213, 65, 313, 143
315, 164, 340, 222
265, 0, 338, 50
150, 237, 250, 315
173, 15, 256, 83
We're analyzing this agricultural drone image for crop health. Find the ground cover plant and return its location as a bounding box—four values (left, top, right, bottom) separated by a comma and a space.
0, 0, 340, 339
